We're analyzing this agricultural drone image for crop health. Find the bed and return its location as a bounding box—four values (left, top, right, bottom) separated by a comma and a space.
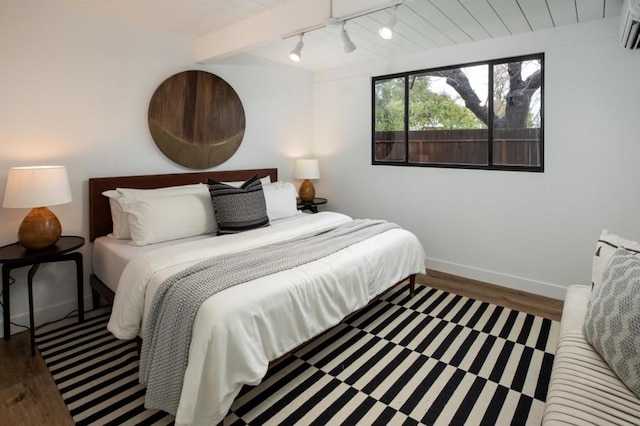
88, 168, 427, 425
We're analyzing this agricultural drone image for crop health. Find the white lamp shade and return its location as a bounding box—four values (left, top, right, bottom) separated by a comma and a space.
341, 27, 357, 53
3, 166, 72, 208
294, 159, 320, 180
289, 37, 304, 62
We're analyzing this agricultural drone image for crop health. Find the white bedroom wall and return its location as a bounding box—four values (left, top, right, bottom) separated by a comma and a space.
311, 17, 640, 300
0, 0, 313, 337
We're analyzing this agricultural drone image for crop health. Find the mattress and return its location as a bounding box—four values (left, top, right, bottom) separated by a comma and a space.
92, 234, 209, 292
92, 215, 305, 292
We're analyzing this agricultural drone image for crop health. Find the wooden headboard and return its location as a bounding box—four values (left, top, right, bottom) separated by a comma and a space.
88, 168, 278, 241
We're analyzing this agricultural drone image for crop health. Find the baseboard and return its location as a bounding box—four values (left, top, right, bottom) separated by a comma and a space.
426, 257, 569, 300
0, 294, 94, 339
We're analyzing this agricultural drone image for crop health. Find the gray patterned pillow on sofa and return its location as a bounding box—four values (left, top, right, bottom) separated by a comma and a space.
583, 248, 640, 398
591, 230, 640, 297
208, 175, 269, 235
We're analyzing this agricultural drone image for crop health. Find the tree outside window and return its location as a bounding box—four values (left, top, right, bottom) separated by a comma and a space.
372, 54, 544, 171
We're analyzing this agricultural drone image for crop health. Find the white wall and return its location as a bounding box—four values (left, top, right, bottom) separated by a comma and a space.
0, 0, 313, 336
311, 17, 640, 300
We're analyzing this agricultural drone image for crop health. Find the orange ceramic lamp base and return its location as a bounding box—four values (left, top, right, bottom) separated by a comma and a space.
18, 207, 62, 250
298, 179, 316, 202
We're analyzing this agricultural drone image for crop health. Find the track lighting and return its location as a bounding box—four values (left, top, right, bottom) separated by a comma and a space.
379, 7, 398, 40
289, 34, 304, 62
340, 23, 357, 53
284, 1, 404, 61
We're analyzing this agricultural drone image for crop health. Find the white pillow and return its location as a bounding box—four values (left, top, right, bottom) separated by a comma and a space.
262, 181, 299, 221
119, 192, 215, 246
222, 176, 271, 188
102, 190, 127, 238
102, 183, 208, 239
116, 183, 206, 198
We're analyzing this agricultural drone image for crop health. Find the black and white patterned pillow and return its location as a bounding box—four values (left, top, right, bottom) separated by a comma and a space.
583, 248, 640, 398
208, 175, 269, 235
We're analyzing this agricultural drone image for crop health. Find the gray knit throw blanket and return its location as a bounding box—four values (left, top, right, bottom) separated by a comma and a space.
140, 219, 399, 415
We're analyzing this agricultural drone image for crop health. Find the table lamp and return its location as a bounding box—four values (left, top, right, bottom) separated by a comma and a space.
2, 166, 72, 250
294, 159, 320, 202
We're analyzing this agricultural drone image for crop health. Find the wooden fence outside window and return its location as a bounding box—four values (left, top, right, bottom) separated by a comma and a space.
374, 128, 541, 167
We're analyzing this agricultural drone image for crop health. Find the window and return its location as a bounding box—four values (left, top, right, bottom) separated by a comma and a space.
372, 53, 544, 172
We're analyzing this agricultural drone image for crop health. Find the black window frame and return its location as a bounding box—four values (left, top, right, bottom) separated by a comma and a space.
371, 53, 544, 172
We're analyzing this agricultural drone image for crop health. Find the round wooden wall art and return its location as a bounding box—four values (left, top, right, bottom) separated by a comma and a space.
148, 70, 245, 169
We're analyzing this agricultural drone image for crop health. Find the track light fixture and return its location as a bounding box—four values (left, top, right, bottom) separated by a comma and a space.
285, 0, 403, 62
340, 23, 357, 53
289, 34, 304, 62
379, 6, 398, 40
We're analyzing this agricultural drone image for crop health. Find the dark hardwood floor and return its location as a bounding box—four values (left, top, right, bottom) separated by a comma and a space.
0, 270, 564, 424
0, 329, 73, 425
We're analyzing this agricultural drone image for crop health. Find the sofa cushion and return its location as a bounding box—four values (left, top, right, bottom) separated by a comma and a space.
583, 248, 640, 399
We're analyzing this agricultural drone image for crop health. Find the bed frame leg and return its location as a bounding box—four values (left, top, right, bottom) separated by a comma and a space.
409, 274, 416, 297
92, 289, 101, 309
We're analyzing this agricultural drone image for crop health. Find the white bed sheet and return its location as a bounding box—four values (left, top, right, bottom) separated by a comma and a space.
92, 215, 305, 292
92, 234, 210, 292
106, 212, 427, 425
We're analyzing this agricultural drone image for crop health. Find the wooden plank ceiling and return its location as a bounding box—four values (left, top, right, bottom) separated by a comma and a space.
62, 0, 623, 70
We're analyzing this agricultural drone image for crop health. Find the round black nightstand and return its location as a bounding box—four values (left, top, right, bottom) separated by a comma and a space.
296, 197, 327, 213
0, 236, 85, 356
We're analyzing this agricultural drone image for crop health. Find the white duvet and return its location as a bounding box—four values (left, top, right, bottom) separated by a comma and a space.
107, 212, 426, 425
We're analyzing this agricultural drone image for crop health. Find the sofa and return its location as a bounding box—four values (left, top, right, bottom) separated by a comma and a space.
543, 229, 640, 424
542, 284, 640, 424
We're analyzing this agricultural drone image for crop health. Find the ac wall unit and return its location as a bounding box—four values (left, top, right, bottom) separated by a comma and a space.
620, 0, 640, 49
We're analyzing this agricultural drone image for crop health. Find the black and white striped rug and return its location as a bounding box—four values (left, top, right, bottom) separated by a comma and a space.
36, 283, 559, 425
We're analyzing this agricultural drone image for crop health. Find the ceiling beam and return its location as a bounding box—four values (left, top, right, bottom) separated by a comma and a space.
195, 0, 403, 63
